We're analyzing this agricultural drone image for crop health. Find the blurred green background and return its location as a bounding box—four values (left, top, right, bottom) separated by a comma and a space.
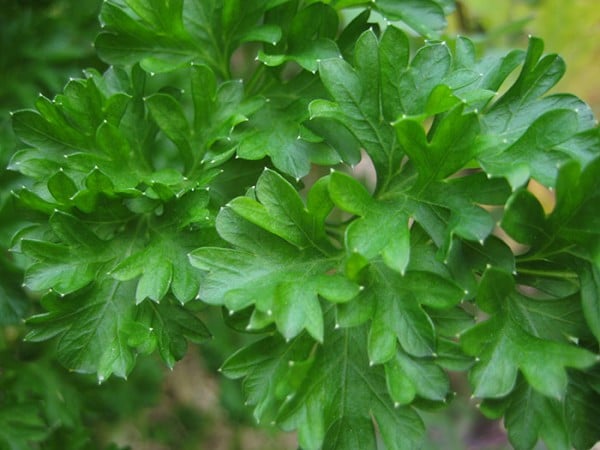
0, 1, 598, 449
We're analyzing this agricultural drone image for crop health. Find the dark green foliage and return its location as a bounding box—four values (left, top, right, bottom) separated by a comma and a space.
2, 1, 600, 449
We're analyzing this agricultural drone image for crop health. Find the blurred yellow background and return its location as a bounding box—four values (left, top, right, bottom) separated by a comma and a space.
456, 0, 600, 114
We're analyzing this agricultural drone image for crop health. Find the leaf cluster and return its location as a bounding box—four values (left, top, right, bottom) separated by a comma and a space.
3, 1, 600, 449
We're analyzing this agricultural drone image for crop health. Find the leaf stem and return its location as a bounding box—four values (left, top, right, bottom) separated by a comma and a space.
516, 268, 579, 280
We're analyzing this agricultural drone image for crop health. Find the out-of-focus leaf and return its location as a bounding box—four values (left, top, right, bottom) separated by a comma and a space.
95, 0, 292, 76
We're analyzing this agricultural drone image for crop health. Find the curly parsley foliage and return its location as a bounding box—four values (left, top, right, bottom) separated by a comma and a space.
5, 0, 600, 449
9, 64, 225, 379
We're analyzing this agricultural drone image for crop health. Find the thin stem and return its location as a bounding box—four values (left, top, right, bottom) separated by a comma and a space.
516, 268, 579, 280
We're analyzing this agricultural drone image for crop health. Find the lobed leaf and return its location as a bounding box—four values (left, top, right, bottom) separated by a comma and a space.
223, 324, 426, 450
462, 269, 598, 399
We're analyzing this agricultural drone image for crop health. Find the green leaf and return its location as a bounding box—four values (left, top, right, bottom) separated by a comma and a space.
25, 278, 137, 380
227, 169, 326, 249
480, 109, 581, 189
237, 96, 341, 179
131, 300, 211, 368
502, 188, 547, 245
0, 280, 27, 326
220, 332, 316, 422
0, 405, 49, 449
20, 213, 108, 296
0, 354, 91, 448
548, 158, 600, 247
111, 189, 211, 304
394, 104, 480, 185
330, 165, 509, 269
375, 0, 447, 38
580, 263, 600, 345
190, 225, 356, 342
9, 74, 145, 196
382, 35, 452, 118
95, 0, 292, 76
504, 379, 570, 450
190, 176, 359, 341
110, 232, 199, 305
565, 369, 600, 450
329, 172, 410, 273
145, 93, 193, 169
306, 175, 335, 226
366, 264, 465, 363
476, 37, 596, 187
313, 29, 400, 187
416, 173, 510, 253
13, 184, 213, 380
385, 350, 450, 405
462, 269, 598, 399
257, 3, 340, 73
47, 170, 78, 203
223, 325, 426, 450
190, 66, 264, 159
11, 107, 90, 154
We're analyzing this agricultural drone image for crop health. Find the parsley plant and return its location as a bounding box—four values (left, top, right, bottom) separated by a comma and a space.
3, 1, 600, 449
